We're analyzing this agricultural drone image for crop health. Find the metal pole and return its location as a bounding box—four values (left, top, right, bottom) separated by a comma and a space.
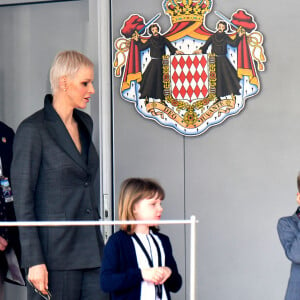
190, 215, 197, 300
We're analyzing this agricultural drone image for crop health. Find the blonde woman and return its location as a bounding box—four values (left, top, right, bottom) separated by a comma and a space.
11, 50, 107, 300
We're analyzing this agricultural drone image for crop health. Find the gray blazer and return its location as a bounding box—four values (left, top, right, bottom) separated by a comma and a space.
278, 211, 300, 300
11, 95, 104, 271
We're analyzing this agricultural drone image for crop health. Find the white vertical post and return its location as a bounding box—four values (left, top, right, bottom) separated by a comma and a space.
97, 0, 113, 242
190, 215, 197, 300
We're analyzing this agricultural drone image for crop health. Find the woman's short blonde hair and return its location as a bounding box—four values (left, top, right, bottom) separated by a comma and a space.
118, 178, 165, 234
50, 50, 94, 93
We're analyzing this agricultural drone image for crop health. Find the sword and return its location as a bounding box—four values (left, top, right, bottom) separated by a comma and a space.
214, 11, 238, 30
138, 13, 161, 34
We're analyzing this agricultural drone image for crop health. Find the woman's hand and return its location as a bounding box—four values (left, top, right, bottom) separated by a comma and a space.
0, 236, 8, 251
28, 264, 49, 295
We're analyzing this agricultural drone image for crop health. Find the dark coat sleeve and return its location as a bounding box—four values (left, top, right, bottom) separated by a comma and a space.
0, 122, 24, 284
11, 120, 45, 267
158, 233, 182, 293
100, 231, 143, 293
277, 215, 300, 263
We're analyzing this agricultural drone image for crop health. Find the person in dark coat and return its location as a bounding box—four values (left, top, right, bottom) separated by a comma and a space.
11, 50, 108, 300
133, 23, 183, 101
278, 173, 300, 300
0, 121, 24, 300
194, 21, 244, 100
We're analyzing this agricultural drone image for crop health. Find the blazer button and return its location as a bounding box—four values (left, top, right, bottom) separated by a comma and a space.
84, 182, 89, 187
85, 208, 91, 214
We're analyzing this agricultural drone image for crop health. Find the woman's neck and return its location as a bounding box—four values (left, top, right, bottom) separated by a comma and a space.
52, 94, 74, 126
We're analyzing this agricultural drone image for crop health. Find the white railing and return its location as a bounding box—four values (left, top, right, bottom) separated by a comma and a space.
0, 215, 198, 300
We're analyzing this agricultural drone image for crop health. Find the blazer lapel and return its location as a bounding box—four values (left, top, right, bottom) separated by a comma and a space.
44, 95, 88, 171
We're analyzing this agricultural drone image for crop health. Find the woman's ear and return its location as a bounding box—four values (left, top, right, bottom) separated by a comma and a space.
59, 76, 68, 92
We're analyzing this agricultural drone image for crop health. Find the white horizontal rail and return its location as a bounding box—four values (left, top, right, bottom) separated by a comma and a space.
0, 216, 198, 300
0, 219, 195, 227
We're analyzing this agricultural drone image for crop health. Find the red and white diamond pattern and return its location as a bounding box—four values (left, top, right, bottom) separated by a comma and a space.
170, 55, 209, 101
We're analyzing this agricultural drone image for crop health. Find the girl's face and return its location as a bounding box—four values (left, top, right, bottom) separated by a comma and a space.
133, 196, 163, 226
66, 66, 95, 109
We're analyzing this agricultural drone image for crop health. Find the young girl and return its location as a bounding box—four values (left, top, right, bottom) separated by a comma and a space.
100, 178, 182, 300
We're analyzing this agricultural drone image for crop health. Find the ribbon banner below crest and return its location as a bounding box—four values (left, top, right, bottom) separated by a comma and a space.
114, 0, 266, 136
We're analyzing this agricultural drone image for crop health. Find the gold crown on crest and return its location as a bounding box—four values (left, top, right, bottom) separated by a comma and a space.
163, 0, 213, 23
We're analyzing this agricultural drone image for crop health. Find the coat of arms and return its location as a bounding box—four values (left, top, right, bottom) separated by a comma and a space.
114, 0, 266, 136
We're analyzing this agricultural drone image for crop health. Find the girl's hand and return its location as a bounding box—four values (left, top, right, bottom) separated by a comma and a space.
142, 267, 172, 284
156, 266, 172, 284
141, 267, 164, 284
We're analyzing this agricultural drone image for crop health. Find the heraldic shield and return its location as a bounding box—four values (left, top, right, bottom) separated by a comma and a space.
114, 0, 266, 136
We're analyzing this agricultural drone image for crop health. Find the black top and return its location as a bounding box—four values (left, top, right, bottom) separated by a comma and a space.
0, 121, 24, 285
0, 121, 14, 178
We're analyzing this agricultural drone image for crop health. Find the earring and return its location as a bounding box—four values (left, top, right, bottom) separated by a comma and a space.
63, 78, 67, 92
